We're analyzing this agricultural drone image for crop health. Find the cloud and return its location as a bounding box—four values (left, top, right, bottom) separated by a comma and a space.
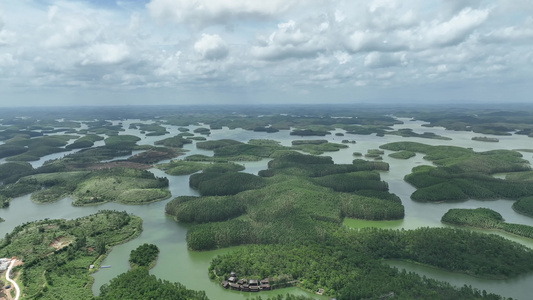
1, 0, 532, 105
155, 51, 182, 76
482, 18, 533, 43
418, 8, 489, 47
442, 0, 485, 15
334, 51, 351, 64
0, 53, 16, 68
251, 19, 331, 60
36, 3, 119, 50
345, 30, 408, 52
194, 34, 229, 60
146, 0, 304, 28
343, 6, 489, 52
0, 13, 16, 46
80, 43, 130, 65
0, 30, 15, 46
364, 52, 407, 68
366, 0, 418, 30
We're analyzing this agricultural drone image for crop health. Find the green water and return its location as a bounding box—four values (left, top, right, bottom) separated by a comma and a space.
2, 117, 533, 299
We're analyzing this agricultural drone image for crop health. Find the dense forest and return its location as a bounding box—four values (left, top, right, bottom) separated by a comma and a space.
210, 226, 529, 298
164, 151, 403, 251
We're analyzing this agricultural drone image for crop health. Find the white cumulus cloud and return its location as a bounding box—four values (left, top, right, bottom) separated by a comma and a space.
194, 34, 229, 60
251, 18, 331, 60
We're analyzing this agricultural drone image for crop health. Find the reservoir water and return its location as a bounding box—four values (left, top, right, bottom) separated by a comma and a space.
1, 117, 533, 299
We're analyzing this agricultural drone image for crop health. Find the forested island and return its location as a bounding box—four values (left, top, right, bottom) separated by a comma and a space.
129, 243, 160, 269
472, 136, 499, 142
442, 208, 533, 239
1, 104, 533, 299
0, 211, 143, 299
165, 151, 402, 252
380, 142, 533, 202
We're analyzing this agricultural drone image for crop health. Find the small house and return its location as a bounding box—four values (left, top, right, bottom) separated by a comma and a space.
250, 285, 260, 292
248, 279, 259, 286
260, 283, 271, 290
221, 281, 229, 289
260, 278, 270, 290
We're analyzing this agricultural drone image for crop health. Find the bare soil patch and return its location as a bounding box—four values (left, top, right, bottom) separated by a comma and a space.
49, 237, 72, 250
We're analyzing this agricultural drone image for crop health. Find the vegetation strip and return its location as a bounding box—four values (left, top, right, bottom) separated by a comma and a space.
442, 208, 533, 239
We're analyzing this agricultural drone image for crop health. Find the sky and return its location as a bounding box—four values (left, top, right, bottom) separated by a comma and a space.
0, 0, 532, 106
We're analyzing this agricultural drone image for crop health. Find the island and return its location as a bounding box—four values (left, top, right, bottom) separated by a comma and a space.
472, 136, 499, 142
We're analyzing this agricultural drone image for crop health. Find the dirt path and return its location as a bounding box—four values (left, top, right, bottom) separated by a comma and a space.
5, 260, 20, 300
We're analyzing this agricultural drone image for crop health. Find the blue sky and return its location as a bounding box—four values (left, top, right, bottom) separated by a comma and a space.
0, 0, 532, 106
